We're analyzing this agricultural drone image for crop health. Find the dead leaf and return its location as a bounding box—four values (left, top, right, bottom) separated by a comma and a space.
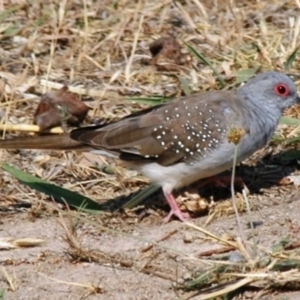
0, 237, 44, 250
34, 86, 90, 131
178, 191, 209, 213
34, 100, 62, 131
149, 35, 191, 72
279, 175, 300, 186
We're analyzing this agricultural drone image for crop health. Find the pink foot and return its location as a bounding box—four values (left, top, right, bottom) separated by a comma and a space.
163, 209, 191, 223
163, 190, 191, 223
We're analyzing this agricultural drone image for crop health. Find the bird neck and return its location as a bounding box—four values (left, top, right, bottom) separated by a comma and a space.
237, 88, 281, 149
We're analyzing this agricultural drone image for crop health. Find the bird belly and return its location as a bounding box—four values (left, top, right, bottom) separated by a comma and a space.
137, 144, 237, 193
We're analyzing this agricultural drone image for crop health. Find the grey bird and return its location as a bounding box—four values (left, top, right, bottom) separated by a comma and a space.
1, 71, 299, 222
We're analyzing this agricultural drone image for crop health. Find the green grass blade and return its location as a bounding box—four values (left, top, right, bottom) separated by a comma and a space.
271, 259, 300, 271
122, 184, 160, 210
0, 6, 20, 21
185, 43, 226, 87
271, 135, 300, 146
126, 96, 170, 106
270, 117, 300, 144
280, 150, 300, 163
284, 136, 300, 146
280, 116, 300, 126
285, 47, 299, 70
234, 67, 260, 84
270, 134, 284, 144
2, 163, 103, 213
177, 76, 192, 96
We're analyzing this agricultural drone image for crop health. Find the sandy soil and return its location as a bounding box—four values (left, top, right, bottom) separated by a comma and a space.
1, 157, 300, 300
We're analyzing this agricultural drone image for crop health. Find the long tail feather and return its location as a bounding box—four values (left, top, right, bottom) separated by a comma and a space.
0, 134, 91, 151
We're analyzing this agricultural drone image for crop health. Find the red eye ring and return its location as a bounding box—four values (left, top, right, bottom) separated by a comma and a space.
274, 83, 289, 97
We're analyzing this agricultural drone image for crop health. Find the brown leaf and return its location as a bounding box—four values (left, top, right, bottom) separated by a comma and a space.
55, 86, 90, 122
279, 175, 300, 186
34, 100, 62, 131
34, 86, 90, 131
149, 36, 191, 72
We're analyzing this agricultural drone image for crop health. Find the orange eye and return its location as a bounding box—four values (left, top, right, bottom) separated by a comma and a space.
274, 83, 289, 97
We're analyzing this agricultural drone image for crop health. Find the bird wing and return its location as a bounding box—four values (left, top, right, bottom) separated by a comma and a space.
71, 91, 250, 166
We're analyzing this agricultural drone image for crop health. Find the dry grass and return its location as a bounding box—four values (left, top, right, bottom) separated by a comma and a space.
1, 0, 300, 299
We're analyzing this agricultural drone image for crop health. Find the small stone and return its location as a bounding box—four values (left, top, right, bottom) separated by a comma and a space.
183, 233, 193, 243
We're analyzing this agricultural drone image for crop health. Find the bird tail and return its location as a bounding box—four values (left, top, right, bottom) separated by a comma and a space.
0, 134, 92, 151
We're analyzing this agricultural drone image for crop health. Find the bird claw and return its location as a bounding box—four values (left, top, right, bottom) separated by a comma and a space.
163, 209, 191, 223
163, 191, 192, 223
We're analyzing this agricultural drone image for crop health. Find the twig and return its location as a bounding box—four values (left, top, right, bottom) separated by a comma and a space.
0, 124, 63, 134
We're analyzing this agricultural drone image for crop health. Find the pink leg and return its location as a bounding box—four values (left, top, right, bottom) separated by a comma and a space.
163, 191, 191, 223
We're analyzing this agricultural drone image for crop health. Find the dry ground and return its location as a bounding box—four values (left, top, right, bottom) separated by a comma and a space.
1, 0, 300, 299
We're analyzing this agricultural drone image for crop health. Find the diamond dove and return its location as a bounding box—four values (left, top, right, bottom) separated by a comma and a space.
1, 71, 299, 222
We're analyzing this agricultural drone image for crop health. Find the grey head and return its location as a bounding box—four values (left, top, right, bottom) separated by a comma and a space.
238, 71, 300, 113
226, 71, 300, 164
